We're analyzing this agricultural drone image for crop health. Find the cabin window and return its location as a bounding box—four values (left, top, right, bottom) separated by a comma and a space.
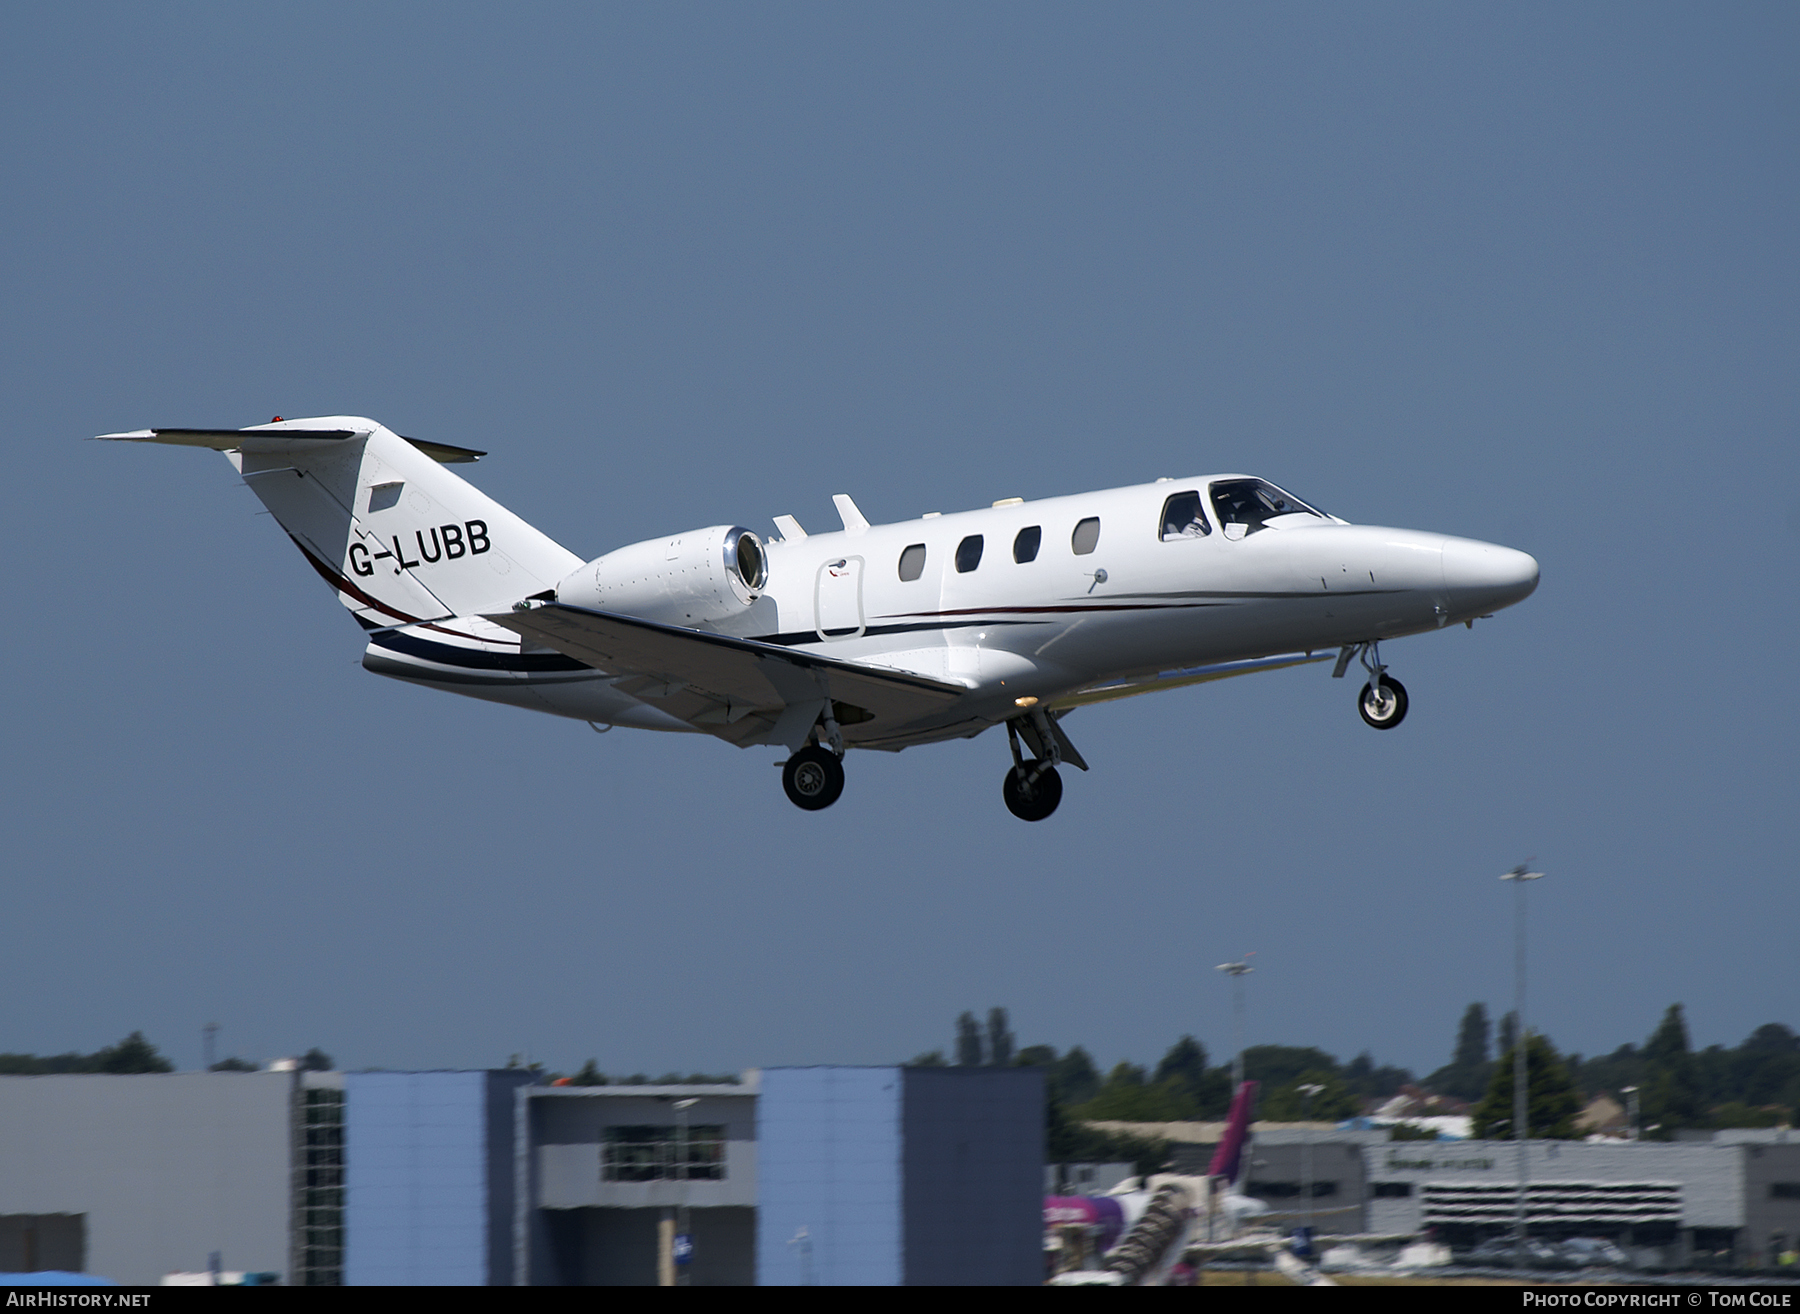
955, 535, 984, 573
1160, 491, 1210, 540
1013, 525, 1042, 563
1208, 478, 1327, 535
1071, 517, 1101, 555
898, 543, 927, 582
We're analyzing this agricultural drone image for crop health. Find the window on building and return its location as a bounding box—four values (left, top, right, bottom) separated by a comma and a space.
293, 1087, 345, 1286
1247, 1180, 1339, 1199
898, 544, 927, 582
1772, 1183, 1800, 1200
955, 535, 984, 573
1013, 526, 1041, 563
1372, 1182, 1413, 1198
1160, 491, 1210, 540
603, 1125, 726, 1182
1071, 517, 1101, 555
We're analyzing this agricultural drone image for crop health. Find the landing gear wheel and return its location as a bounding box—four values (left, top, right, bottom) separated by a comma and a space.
1358, 676, 1409, 729
782, 746, 845, 811
1002, 763, 1063, 822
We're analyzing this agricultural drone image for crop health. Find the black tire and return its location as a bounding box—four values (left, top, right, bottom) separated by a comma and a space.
1358, 676, 1409, 729
1002, 763, 1063, 821
782, 746, 845, 811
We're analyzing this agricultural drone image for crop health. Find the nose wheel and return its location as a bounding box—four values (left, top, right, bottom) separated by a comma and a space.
782, 745, 845, 810
1336, 640, 1409, 730
1358, 675, 1408, 729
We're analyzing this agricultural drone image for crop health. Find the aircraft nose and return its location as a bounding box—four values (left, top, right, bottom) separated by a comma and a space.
1441, 538, 1539, 613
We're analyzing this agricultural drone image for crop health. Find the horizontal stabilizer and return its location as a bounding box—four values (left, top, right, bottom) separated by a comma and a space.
97, 426, 485, 464
488, 603, 965, 749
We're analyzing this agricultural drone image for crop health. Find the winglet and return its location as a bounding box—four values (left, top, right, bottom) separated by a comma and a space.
832, 494, 870, 534
772, 514, 807, 542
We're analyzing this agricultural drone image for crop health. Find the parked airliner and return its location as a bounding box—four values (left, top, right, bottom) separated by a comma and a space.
100, 417, 1537, 820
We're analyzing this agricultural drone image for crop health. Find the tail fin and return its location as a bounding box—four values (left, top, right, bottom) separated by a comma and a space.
99, 416, 583, 627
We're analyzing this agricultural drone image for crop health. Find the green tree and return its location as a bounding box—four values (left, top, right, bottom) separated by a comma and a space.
906, 1049, 948, 1067
1152, 1036, 1231, 1117
955, 1012, 984, 1066
986, 1008, 1015, 1066
1641, 1004, 1705, 1137
1076, 1062, 1186, 1121
1261, 1069, 1359, 1122
1046, 1098, 1169, 1178
300, 1048, 334, 1072
1242, 1045, 1340, 1090
1014, 1044, 1057, 1069
1471, 1034, 1580, 1139
93, 1031, 174, 1074
1497, 1011, 1518, 1060
1050, 1047, 1101, 1106
1343, 1051, 1413, 1105
209, 1056, 257, 1072
1424, 1003, 1493, 1101
569, 1059, 607, 1086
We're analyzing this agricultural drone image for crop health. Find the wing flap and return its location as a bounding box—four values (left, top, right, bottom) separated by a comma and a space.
1050, 652, 1331, 711
487, 603, 966, 748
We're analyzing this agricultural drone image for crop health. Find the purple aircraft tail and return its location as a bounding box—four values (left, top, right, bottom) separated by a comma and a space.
1207, 1080, 1259, 1185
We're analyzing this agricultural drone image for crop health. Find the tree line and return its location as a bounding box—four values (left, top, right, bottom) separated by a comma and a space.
916, 1002, 1798, 1156
0, 1034, 333, 1074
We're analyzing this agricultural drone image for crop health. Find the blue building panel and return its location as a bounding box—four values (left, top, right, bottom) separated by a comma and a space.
344, 1071, 526, 1286
757, 1067, 903, 1286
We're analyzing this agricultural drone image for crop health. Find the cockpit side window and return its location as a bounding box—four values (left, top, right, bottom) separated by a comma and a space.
1208, 478, 1327, 534
1160, 491, 1210, 540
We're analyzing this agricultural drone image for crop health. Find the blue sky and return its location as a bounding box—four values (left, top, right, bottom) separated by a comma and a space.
2, 3, 1794, 1078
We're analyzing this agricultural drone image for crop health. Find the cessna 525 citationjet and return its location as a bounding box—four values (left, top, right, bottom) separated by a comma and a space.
101, 417, 1538, 820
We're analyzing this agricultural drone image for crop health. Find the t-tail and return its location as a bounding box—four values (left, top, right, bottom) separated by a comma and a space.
1207, 1079, 1259, 1187
98, 417, 582, 627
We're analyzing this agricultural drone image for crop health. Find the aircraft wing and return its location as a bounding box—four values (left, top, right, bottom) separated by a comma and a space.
1050, 652, 1332, 711
486, 602, 966, 750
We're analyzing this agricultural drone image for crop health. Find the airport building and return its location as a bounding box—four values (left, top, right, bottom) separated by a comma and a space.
1362, 1134, 1800, 1268
0, 1065, 1043, 1286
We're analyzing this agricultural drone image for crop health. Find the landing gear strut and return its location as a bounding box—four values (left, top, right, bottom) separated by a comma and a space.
1002, 709, 1085, 822
1335, 641, 1408, 730
782, 745, 844, 810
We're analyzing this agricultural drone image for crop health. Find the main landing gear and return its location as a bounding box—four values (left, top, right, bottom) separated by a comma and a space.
781, 700, 849, 811
1334, 640, 1408, 730
1002, 708, 1087, 822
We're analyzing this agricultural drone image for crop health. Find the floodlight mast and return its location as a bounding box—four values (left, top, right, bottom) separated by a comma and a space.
1499, 862, 1545, 1269
1215, 956, 1256, 1090
1298, 1082, 1326, 1235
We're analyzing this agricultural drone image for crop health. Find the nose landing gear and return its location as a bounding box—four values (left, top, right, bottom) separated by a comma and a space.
1358, 675, 1408, 729
1335, 640, 1409, 730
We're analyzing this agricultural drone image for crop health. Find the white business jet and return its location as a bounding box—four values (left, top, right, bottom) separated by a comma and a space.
100, 417, 1537, 820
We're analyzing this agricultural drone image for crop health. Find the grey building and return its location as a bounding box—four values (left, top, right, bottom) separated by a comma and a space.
1363, 1138, 1800, 1266
524, 1080, 759, 1285
0, 1072, 294, 1284
2, 1064, 1047, 1285
1166, 1129, 1383, 1234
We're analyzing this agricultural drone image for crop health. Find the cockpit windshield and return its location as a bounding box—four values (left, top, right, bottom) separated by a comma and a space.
1208, 478, 1329, 534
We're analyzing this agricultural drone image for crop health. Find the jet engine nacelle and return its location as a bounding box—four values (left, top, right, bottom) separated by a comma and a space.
555, 524, 768, 625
